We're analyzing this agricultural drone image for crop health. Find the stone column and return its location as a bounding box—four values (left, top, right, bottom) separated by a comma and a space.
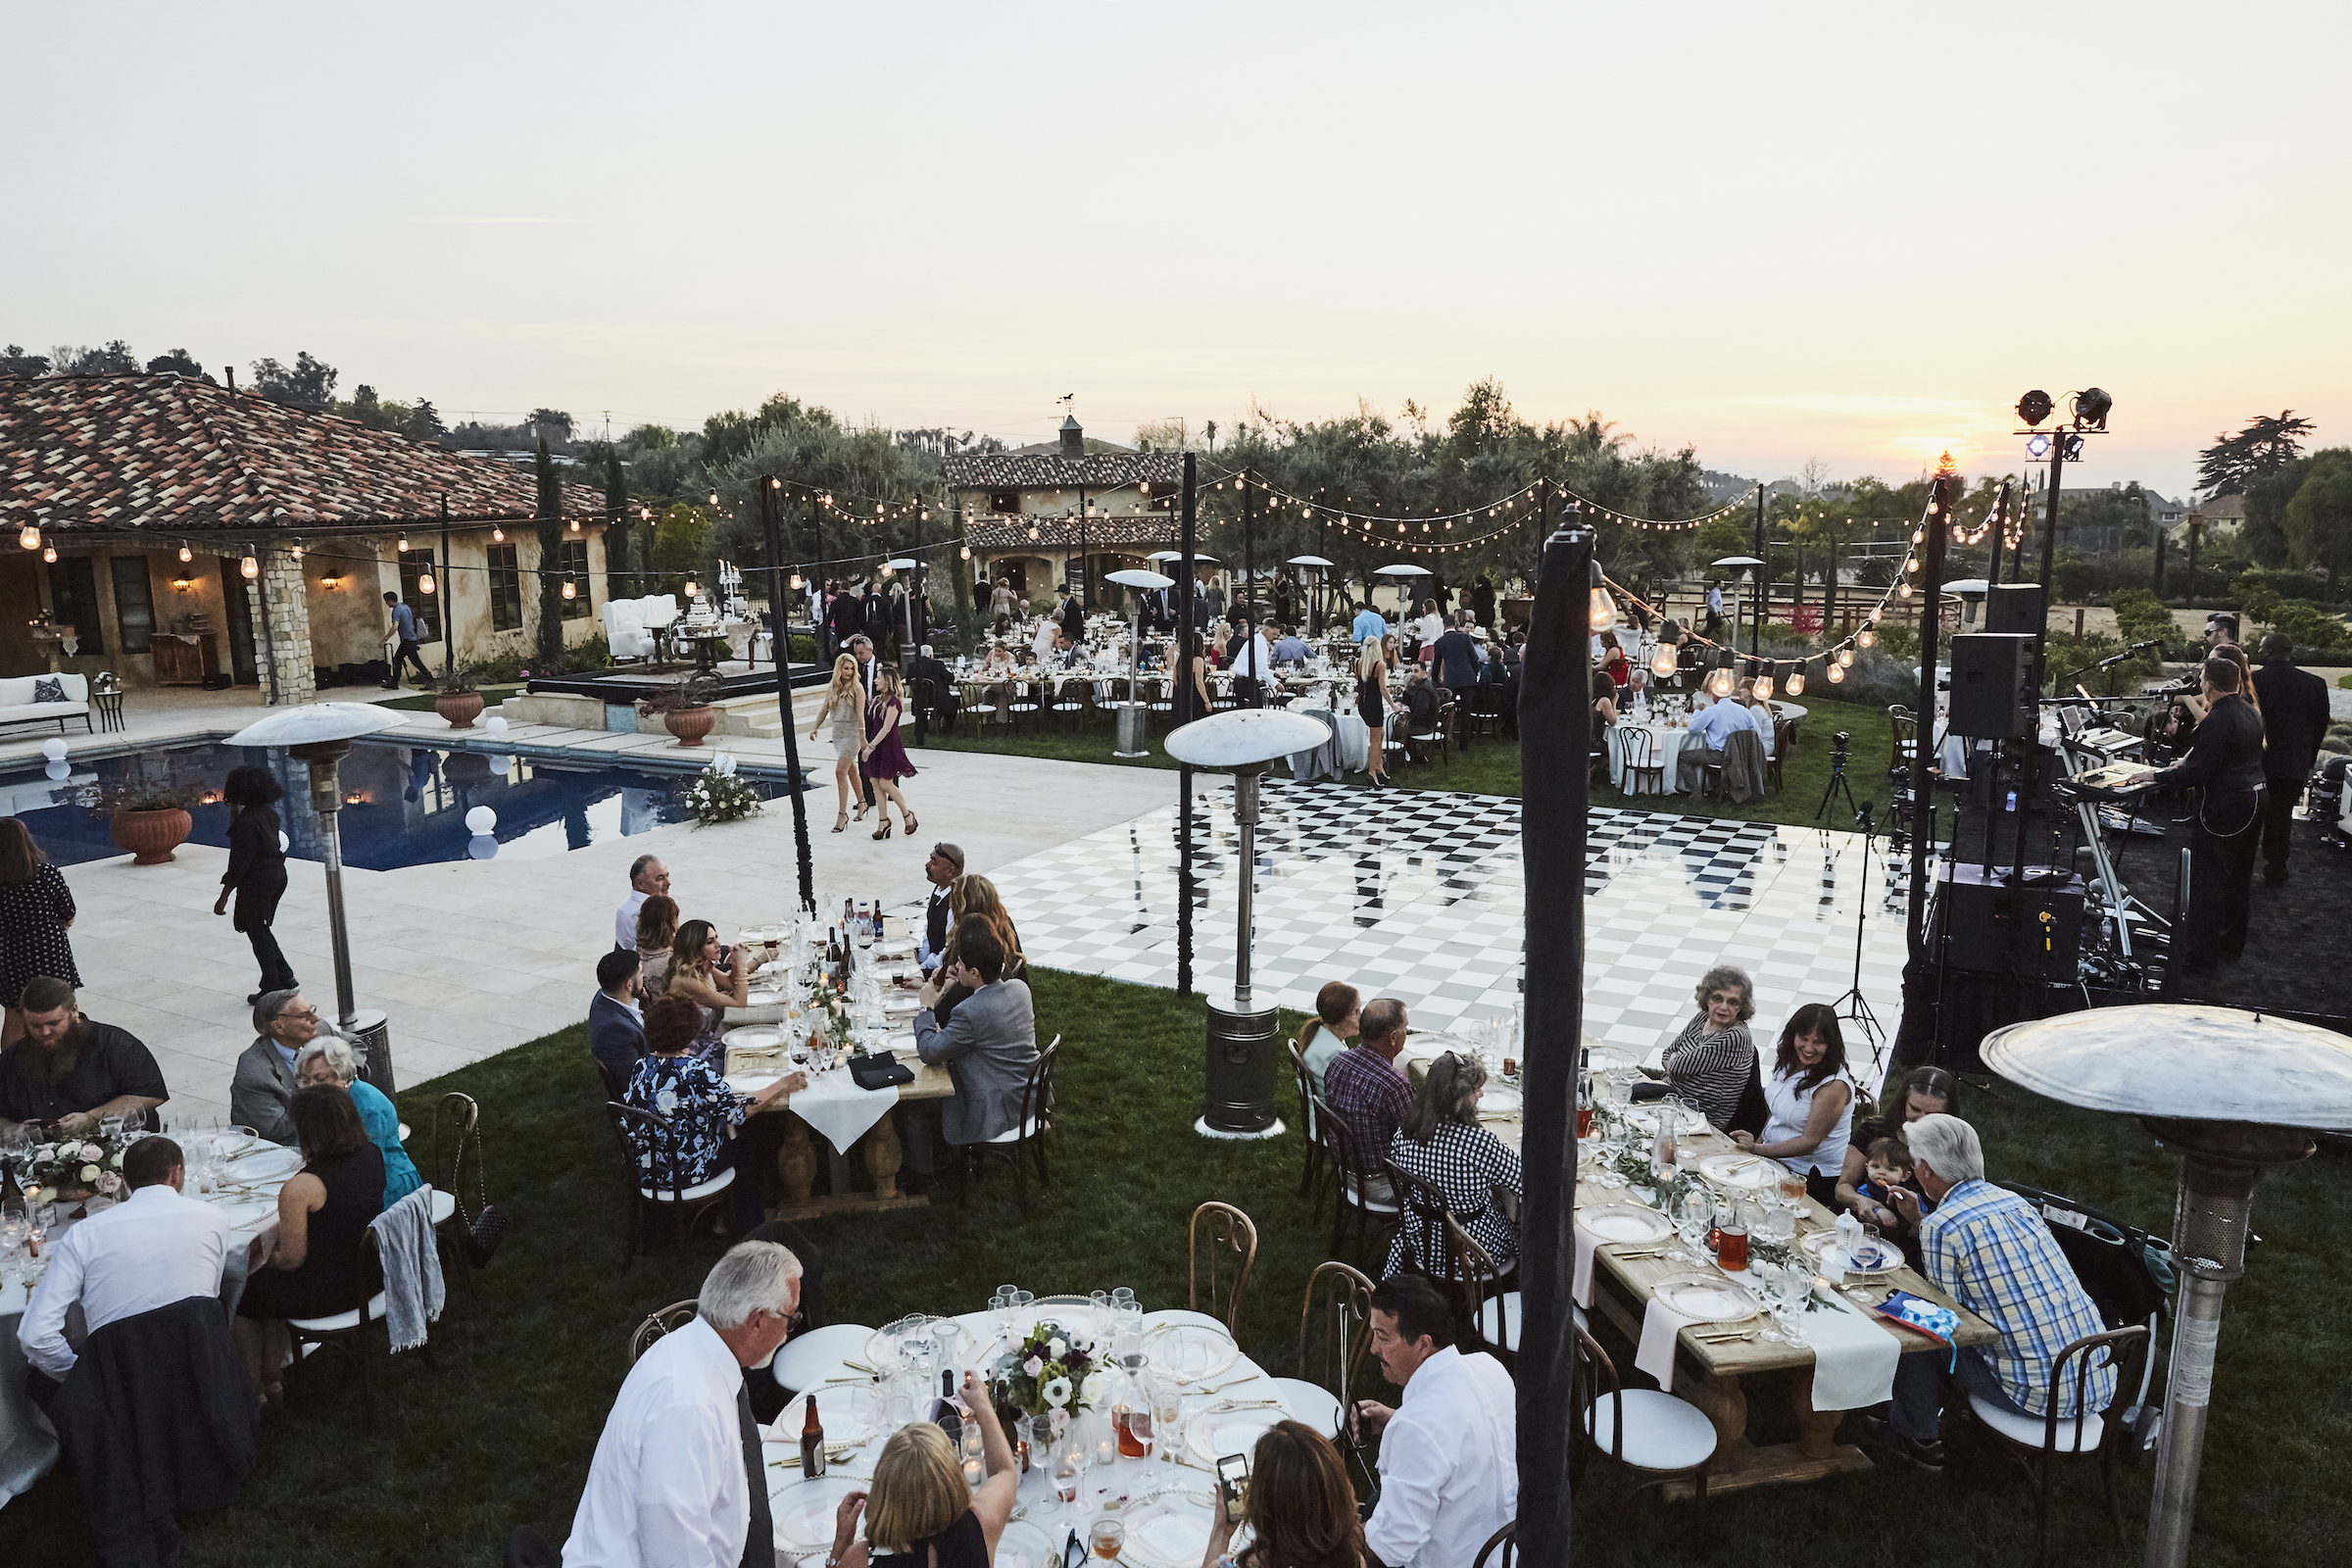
247, 546, 318, 707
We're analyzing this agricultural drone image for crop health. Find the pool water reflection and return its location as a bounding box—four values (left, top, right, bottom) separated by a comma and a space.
0, 740, 796, 870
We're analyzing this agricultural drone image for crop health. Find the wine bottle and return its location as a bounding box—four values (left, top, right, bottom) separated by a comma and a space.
930, 1368, 963, 1448
801, 1393, 826, 1479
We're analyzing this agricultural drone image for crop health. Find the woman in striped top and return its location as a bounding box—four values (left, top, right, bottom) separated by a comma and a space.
1659, 964, 1756, 1131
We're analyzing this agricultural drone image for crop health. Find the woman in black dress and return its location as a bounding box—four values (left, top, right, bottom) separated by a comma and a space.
213, 764, 297, 1004
0, 818, 78, 1048
1356, 640, 1400, 788
235, 1084, 386, 1404
824, 1374, 1016, 1568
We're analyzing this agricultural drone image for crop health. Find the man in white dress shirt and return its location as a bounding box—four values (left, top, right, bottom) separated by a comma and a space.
21, 1136, 230, 1386
615, 856, 670, 952
1353, 1274, 1516, 1568
564, 1241, 804, 1568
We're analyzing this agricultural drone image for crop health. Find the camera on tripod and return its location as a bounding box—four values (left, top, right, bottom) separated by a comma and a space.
1833, 731, 1851, 751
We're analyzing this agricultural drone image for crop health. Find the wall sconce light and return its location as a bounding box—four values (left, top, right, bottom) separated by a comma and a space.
292, 539, 304, 560
172, 571, 195, 591
320, 571, 344, 590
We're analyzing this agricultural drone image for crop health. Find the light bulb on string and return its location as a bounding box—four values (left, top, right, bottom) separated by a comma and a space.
178, 543, 193, 563
1707, 663, 1736, 699
418, 571, 436, 594
561, 579, 576, 600
41, 544, 56, 564
1827, 662, 1846, 684
18, 525, 38, 551
1858, 627, 1876, 648
1784, 667, 1805, 696
397, 535, 408, 552
240, 549, 259, 580
1589, 584, 1617, 632
1650, 647, 1678, 678
1838, 648, 1854, 667
493, 526, 505, 543
1753, 669, 1776, 702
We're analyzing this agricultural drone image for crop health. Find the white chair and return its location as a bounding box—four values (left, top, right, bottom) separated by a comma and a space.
1572, 1324, 1717, 1544
1967, 1325, 2150, 1567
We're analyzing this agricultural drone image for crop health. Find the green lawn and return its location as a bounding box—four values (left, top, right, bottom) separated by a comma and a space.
5, 967, 2341, 1566
919, 697, 1903, 832
378, 684, 526, 712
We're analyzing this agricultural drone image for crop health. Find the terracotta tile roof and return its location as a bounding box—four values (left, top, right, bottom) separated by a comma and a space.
943, 451, 1184, 492
1, 372, 609, 534
966, 514, 1179, 551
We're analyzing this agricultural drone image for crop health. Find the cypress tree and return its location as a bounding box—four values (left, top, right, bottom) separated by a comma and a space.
534, 437, 564, 666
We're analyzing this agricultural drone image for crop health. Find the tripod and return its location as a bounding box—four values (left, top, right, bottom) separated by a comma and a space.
1831, 802, 1888, 1071
1815, 732, 1860, 824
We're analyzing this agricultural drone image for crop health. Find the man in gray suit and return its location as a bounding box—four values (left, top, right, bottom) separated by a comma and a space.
901, 927, 1038, 1197
230, 989, 314, 1146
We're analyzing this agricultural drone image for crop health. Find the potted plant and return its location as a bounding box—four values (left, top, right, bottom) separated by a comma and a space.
81, 778, 204, 864
434, 660, 489, 729
637, 673, 722, 748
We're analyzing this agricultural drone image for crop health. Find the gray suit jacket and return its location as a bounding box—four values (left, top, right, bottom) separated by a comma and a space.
913, 978, 1040, 1146
230, 1039, 299, 1147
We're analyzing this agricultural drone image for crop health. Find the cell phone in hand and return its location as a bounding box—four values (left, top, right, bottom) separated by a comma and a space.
1215, 1453, 1249, 1512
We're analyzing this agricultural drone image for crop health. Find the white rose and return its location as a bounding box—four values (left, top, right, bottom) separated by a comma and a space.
34, 1144, 55, 1162
79, 1163, 102, 1184
79, 1142, 104, 1162
111, 1149, 126, 1167
1047, 1336, 1066, 1360
1080, 1372, 1106, 1408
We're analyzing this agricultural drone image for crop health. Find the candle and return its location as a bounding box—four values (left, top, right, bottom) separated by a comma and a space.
1096, 1437, 1118, 1467
962, 1458, 984, 1490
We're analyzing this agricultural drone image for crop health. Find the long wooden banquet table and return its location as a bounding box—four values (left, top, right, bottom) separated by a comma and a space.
1398, 1035, 1996, 1496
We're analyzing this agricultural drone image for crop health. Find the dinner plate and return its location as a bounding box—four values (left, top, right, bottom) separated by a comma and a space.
1584, 1044, 1638, 1074
1120, 1497, 1219, 1568
723, 1026, 785, 1051
1147, 1321, 1239, 1383
1652, 1272, 1760, 1323
745, 988, 782, 1006
230, 1146, 302, 1182
1478, 1087, 1523, 1116
1400, 1032, 1477, 1059
726, 1073, 783, 1096
770, 1385, 879, 1447
1581, 1204, 1671, 1245
1800, 1230, 1902, 1276
1698, 1153, 1777, 1190
770, 1476, 861, 1549
873, 938, 916, 958
1185, 1404, 1284, 1464
995, 1519, 1057, 1568
209, 1132, 259, 1159
214, 1197, 277, 1231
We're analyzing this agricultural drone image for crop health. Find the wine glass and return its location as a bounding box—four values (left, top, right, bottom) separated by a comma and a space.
120, 1106, 147, 1138
1675, 1191, 1712, 1264
1152, 1384, 1185, 1478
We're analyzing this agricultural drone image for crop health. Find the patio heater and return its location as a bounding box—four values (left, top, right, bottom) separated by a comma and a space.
1981, 1004, 2352, 1568
1164, 708, 1332, 1139
1375, 562, 1432, 618
224, 702, 411, 1091
1104, 566, 1173, 758
1287, 554, 1334, 638
1711, 555, 1764, 660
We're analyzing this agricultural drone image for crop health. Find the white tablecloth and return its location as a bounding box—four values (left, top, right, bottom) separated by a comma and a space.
764, 1305, 1333, 1566
730, 1046, 916, 1157
1606, 722, 1688, 796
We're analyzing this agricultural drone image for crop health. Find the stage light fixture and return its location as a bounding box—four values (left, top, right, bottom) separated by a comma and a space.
2074, 387, 2112, 429
2064, 434, 2087, 461
2026, 433, 2051, 459
2016, 389, 2054, 426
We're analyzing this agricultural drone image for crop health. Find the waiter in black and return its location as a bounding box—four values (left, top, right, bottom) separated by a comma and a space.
2131, 655, 2266, 974
2249, 632, 2331, 885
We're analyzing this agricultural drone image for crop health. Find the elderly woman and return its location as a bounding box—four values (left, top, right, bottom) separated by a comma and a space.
1660, 964, 1758, 1131
1385, 1052, 1524, 1279
825, 1372, 1017, 1568
295, 1035, 420, 1208
626, 994, 801, 1235
1730, 1003, 1854, 1206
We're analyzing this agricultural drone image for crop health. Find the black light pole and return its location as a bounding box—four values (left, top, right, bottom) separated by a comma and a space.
1752, 481, 1767, 658
760, 475, 815, 916
1176, 452, 1198, 998
1242, 472, 1255, 622
439, 493, 455, 679
1906, 456, 1961, 945
1516, 506, 1590, 1568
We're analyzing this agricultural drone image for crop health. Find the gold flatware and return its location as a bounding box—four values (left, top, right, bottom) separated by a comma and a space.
843, 1359, 877, 1374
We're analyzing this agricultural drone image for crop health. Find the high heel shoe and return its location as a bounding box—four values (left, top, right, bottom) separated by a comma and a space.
902, 813, 918, 834
872, 817, 894, 840
831, 811, 848, 833
853, 800, 869, 822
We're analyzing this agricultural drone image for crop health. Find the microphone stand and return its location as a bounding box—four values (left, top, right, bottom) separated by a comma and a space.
1833, 802, 1888, 1071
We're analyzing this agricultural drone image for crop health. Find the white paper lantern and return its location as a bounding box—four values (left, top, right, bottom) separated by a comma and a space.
467, 834, 499, 860
485, 715, 509, 736
40, 739, 66, 761
465, 806, 497, 833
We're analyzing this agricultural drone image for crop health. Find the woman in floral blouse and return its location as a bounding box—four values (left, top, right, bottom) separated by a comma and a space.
625, 994, 801, 1233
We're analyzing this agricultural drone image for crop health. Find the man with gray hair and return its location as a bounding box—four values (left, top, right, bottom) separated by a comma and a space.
1861, 1113, 2115, 1472
616, 856, 670, 953
564, 1241, 803, 1568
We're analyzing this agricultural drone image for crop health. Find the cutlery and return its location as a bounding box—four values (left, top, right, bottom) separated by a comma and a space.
1204, 1398, 1283, 1413
843, 1360, 877, 1374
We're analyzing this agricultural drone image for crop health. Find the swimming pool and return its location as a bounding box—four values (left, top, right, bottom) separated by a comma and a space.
0, 739, 806, 871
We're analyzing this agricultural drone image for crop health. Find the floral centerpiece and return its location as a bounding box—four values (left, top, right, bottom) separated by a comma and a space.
808, 988, 861, 1054
17, 1136, 128, 1203
998, 1321, 1106, 1423
679, 754, 762, 826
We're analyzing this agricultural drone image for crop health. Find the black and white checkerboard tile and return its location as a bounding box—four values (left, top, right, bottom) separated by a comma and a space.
906, 780, 1913, 1076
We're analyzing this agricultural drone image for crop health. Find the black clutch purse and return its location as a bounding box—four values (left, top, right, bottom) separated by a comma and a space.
850, 1054, 913, 1091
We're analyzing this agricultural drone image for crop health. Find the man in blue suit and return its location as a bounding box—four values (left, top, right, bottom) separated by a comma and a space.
588, 950, 647, 1088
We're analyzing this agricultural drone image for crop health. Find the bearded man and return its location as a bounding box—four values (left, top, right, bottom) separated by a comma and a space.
0, 975, 170, 1137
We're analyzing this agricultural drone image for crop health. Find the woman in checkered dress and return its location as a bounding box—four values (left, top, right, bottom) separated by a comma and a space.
1385, 1051, 1523, 1278
1659, 963, 1757, 1131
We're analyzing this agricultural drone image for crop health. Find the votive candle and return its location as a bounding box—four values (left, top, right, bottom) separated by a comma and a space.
963, 1458, 984, 1490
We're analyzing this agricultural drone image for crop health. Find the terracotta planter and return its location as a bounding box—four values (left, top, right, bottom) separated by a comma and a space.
435, 690, 485, 729
110, 808, 192, 865
664, 705, 716, 748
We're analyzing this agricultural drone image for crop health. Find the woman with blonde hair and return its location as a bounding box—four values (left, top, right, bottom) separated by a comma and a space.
1355, 638, 1401, 788
811, 654, 867, 832
663, 917, 748, 1064
860, 665, 918, 840
825, 1372, 1017, 1568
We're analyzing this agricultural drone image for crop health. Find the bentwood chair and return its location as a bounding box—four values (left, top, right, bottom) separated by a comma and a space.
1472, 1525, 1518, 1568
1006, 679, 1041, 732
605, 1101, 737, 1264
1970, 1324, 2151, 1567
1765, 716, 1796, 793
627, 1299, 701, 1365
1265, 1260, 1373, 1448
1049, 676, 1089, 730
1289, 1045, 1331, 1219
1572, 1324, 1717, 1559
1320, 1113, 1400, 1269
286, 1230, 396, 1432
1619, 725, 1667, 799
960, 1038, 1058, 1214
1188, 1200, 1259, 1339
429, 1092, 481, 1298
1445, 1212, 1522, 1372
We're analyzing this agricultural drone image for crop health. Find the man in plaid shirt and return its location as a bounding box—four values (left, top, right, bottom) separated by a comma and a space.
1865, 1115, 2115, 1470
1323, 998, 1415, 1205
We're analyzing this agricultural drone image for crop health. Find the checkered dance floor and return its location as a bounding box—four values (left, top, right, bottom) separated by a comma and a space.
912, 781, 1914, 1077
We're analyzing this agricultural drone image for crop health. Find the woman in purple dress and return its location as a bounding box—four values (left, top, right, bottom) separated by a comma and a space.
860, 667, 918, 840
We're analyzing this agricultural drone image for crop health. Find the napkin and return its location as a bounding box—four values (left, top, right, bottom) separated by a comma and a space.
1635, 1292, 1707, 1393
1800, 1287, 1901, 1411
1571, 1214, 1617, 1308
786, 1066, 901, 1155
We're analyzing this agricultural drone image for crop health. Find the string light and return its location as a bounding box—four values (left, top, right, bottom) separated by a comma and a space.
1590, 583, 1617, 632
240, 549, 259, 580
41, 543, 56, 564
397, 534, 408, 552
178, 543, 193, 563
1650, 647, 1679, 679
17, 525, 37, 551
1784, 666, 1805, 696
418, 570, 436, 594
1827, 662, 1846, 684
493, 525, 505, 543
561, 579, 576, 600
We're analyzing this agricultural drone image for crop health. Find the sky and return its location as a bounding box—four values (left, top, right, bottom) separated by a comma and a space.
7, 2, 2349, 500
